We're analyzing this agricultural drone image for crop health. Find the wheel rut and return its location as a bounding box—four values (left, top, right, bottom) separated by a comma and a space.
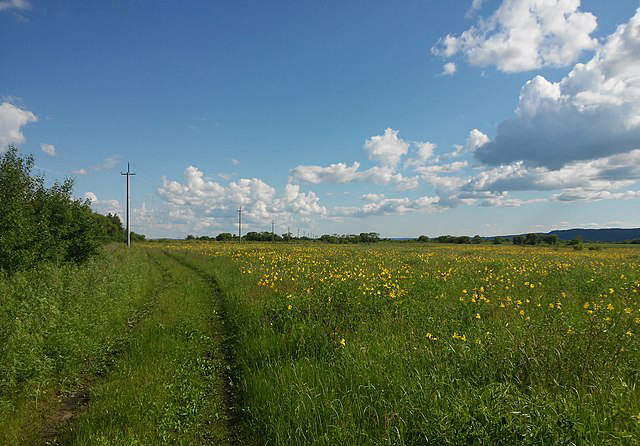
35, 254, 172, 446
162, 251, 248, 446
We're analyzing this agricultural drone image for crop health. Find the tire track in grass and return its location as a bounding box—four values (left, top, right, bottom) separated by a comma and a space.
35, 252, 172, 446
163, 251, 248, 446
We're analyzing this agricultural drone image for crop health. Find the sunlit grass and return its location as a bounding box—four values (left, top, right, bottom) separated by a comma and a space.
156, 242, 640, 445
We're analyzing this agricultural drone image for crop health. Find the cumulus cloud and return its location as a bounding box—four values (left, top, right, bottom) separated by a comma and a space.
433, 0, 598, 73
442, 62, 457, 76
291, 161, 419, 190
73, 168, 88, 175
40, 143, 56, 156
158, 165, 327, 229
363, 128, 409, 168
476, 9, 640, 168
450, 129, 490, 157
0, 102, 37, 148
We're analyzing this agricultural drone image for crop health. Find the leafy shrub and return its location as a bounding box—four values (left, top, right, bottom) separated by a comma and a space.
0, 146, 101, 274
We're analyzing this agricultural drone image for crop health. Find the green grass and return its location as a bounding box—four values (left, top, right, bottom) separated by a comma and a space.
0, 247, 162, 445
159, 242, 640, 445
54, 251, 229, 445
3, 242, 639, 444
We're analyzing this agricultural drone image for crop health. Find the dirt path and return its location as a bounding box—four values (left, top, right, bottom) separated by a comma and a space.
163, 251, 248, 446
35, 256, 172, 446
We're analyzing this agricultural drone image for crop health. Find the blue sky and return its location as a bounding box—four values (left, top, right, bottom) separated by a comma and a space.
2, 0, 640, 238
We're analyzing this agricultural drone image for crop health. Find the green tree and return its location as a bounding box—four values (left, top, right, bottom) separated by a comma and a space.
216, 232, 234, 241
0, 146, 102, 273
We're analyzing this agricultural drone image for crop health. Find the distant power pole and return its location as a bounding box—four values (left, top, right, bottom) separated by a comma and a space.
297, 228, 300, 238
120, 163, 136, 247
238, 206, 242, 240
271, 220, 275, 241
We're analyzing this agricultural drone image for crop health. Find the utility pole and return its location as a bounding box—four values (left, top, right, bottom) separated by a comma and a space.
297, 228, 300, 238
238, 206, 242, 241
120, 163, 135, 247
271, 220, 275, 242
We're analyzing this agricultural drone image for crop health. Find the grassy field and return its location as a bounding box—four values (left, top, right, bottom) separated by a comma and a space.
1, 242, 639, 444
155, 242, 640, 445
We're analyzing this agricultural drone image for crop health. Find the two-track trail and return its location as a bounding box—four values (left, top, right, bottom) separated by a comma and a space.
37, 250, 246, 446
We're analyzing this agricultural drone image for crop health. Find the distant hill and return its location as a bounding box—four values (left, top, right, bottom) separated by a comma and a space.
546, 228, 640, 242
497, 228, 640, 242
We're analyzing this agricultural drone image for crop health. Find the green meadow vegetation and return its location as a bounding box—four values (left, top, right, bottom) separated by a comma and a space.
154, 242, 640, 445
1, 147, 639, 444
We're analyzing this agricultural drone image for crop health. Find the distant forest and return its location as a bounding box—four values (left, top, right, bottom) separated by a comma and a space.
184, 230, 640, 245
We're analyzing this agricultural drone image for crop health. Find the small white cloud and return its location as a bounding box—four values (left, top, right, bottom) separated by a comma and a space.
465, 129, 489, 151
363, 128, 409, 168
231, 158, 240, 166
334, 195, 441, 218
40, 143, 56, 156
442, 62, 457, 76
449, 129, 489, 157
73, 168, 88, 175
0, 102, 37, 147
466, 0, 484, 18
361, 193, 386, 202
0, 0, 30, 12
93, 156, 120, 171
84, 191, 121, 215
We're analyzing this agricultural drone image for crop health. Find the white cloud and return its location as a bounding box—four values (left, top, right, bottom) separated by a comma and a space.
93, 156, 120, 171
442, 62, 457, 76
466, 0, 484, 18
157, 166, 327, 230
361, 193, 386, 202
417, 161, 469, 175
550, 189, 640, 202
476, 9, 640, 168
290, 161, 418, 190
291, 162, 363, 184
231, 158, 240, 166
416, 141, 436, 161
465, 128, 490, 151
40, 143, 56, 156
363, 128, 409, 168
73, 168, 88, 175
404, 141, 437, 167
84, 192, 121, 215
0, 0, 30, 11
334, 195, 440, 218
434, 0, 598, 73
449, 129, 490, 157
0, 102, 37, 148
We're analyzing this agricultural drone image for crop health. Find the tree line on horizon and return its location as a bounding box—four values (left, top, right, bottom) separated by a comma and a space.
182, 231, 640, 246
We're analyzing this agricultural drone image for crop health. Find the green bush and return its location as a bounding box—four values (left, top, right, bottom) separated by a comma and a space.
0, 146, 102, 274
